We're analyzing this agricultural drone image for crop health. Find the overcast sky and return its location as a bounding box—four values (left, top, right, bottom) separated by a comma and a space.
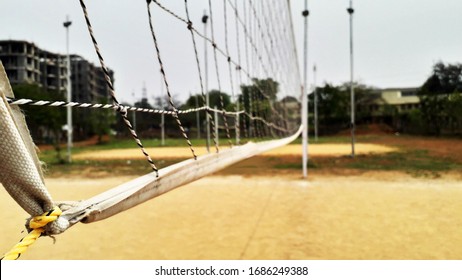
1, 0, 461, 104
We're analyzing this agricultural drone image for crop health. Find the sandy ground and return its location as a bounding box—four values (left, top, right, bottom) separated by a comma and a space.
73, 143, 396, 160
1, 143, 462, 260
1, 174, 462, 260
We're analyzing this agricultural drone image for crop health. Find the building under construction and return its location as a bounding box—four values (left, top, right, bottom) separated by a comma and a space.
0, 39, 114, 140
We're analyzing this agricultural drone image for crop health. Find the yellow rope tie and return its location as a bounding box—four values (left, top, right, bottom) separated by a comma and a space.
2, 206, 62, 260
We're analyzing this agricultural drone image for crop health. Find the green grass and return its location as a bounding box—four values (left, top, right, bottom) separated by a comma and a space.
266, 148, 461, 177
38, 135, 462, 178
274, 161, 317, 169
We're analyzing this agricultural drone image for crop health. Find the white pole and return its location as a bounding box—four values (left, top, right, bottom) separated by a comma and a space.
214, 105, 219, 146
235, 97, 240, 145
160, 72, 165, 146
235, 67, 241, 145
302, 1, 309, 178
348, 0, 355, 157
195, 94, 200, 139
202, 10, 210, 153
161, 111, 165, 146
314, 64, 318, 142
132, 92, 137, 131
63, 16, 72, 164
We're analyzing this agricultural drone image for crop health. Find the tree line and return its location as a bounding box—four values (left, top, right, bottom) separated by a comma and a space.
12, 61, 462, 156
12, 78, 285, 151
308, 62, 462, 137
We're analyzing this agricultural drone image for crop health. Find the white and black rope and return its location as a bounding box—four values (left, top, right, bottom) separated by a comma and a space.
6, 97, 245, 115
183, 0, 219, 153
78, 0, 158, 175
146, 0, 197, 160
207, 0, 233, 148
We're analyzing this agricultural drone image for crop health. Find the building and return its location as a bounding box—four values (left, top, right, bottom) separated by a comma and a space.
70, 54, 114, 104
0, 40, 113, 102
40, 49, 68, 93
0, 39, 115, 140
70, 54, 115, 140
358, 87, 421, 119
0, 40, 68, 92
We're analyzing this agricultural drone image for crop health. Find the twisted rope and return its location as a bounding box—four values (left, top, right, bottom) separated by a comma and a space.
6, 97, 243, 116
207, 0, 233, 148
2, 206, 62, 260
79, 0, 159, 175
151, 0, 289, 132
146, 0, 197, 159
183, 0, 219, 153
223, 0, 238, 146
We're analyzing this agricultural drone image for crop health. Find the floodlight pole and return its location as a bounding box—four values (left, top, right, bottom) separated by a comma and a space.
160, 71, 165, 146
313, 64, 318, 142
132, 91, 137, 131
214, 105, 219, 145
347, 0, 355, 157
202, 10, 211, 153
195, 94, 200, 139
63, 16, 72, 164
235, 69, 241, 145
302, 1, 309, 178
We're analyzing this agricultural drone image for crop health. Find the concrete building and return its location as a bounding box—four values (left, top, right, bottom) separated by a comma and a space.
0, 40, 113, 102
70, 54, 113, 104
359, 87, 421, 118
0, 39, 115, 140
70, 54, 115, 140
39, 49, 68, 93
0, 40, 65, 89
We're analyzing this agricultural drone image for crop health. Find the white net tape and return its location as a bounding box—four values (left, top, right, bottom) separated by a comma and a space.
0, 62, 68, 234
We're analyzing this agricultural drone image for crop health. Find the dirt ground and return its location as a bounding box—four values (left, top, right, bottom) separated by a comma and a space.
1, 141, 462, 260
72, 143, 396, 160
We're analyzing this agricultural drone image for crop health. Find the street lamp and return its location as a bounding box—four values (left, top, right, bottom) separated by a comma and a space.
313, 64, 318, 142
302, 0, 309, 178
202, 10, 210, 153
63, 16, 72, 163
347, 0, 355, 157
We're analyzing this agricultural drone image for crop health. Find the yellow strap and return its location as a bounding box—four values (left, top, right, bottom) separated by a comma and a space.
2, 206, 62, 260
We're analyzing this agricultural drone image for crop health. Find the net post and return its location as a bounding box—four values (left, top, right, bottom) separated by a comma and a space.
214, 105, 219, 146
302, 0, 309, 178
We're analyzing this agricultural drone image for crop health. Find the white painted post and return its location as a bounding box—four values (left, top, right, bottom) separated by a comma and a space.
348, 0, 356, 157
302, 0, 309, 178
313, 64, 318, 142
214, 106, 219, 146
63, 16, 72, 163
202, 10, 211, 153
195, 94, 200, 139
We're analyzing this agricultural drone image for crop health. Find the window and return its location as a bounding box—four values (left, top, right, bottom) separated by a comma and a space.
401, 90, 417, 97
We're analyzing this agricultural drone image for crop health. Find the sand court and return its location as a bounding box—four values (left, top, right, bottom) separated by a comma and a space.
72, 143, 396, 160
1, 172, 461, 260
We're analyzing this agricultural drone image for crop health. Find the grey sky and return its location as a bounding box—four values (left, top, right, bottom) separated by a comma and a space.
1, 0, 461, 104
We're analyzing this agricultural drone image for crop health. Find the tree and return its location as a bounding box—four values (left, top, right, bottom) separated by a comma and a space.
418, 62, 462, 135
133, 97, 154, 134
90, 97, 116, 143
239, 78, 279, 137
181, 90, 233, 137
183, 90, 232, 109
307, 82, 370, 135
307, 83, 349, 134
421, 62, 462, 94
12, 84, 66, 162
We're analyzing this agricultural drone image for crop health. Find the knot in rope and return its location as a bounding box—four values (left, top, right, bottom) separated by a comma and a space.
2, 206, 62, 260
116, 104, 128, 115
187, 21, 193, 30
